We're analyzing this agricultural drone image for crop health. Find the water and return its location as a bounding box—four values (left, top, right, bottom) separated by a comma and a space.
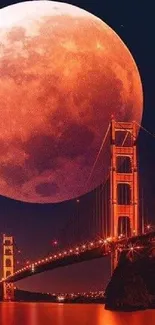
0, 302, 155, 325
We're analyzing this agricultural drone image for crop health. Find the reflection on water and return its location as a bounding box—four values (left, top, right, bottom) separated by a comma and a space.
0, 302, 155, 325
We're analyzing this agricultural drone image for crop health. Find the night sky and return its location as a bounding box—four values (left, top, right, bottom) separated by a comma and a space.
0, 0, 155, 294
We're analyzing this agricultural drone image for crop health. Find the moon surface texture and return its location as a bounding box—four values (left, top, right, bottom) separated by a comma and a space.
0, 1, 143, 203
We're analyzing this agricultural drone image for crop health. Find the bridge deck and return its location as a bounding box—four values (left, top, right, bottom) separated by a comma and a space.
2, 232, 155, 283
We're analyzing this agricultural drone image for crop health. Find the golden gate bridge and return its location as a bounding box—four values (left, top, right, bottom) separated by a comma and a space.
1, 119, 155, 301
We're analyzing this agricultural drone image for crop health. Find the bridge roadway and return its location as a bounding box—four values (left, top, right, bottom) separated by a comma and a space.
1, 231, 155, 284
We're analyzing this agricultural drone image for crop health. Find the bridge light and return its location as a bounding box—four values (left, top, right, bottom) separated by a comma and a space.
104, 240, 107, 244
53, 240, 58, 246
31, 264, 35, 273
90, 242, 94, 246
82, 245, 86, 249
76, 247, 79, 251
69, 249, 73, 253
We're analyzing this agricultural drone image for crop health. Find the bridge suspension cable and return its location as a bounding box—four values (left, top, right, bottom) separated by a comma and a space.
135, 121, 155, 138
14, 241, 30, 267
86, 122, 111, 186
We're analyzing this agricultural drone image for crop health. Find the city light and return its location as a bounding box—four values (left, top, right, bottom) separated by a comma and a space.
57, 296, 65, 302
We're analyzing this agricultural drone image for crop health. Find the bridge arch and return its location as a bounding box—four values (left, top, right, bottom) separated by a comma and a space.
6, 270, 11, 278
116, 156, 132, 173
5, 259, 12, 267
117, 183, 131, 205
118, 216, 131, 237
5, 249, 12, 256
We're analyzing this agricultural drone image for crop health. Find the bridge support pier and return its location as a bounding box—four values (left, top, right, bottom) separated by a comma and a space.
3, 282, 14, 301
110, 120, 139, 274
3, 235, 14, 301
111, 249, 118, 274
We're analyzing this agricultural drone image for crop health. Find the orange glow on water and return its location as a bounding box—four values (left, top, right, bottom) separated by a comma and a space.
1, 303, 155, 325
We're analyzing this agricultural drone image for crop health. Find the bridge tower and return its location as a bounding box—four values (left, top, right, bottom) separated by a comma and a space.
110, 120, 139, 271
2, 234, 14, 301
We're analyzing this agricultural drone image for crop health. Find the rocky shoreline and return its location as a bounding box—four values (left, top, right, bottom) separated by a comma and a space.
105, 255, 155, 311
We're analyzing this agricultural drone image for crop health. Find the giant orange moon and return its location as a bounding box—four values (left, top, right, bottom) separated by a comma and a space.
0, 1, 143, 203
